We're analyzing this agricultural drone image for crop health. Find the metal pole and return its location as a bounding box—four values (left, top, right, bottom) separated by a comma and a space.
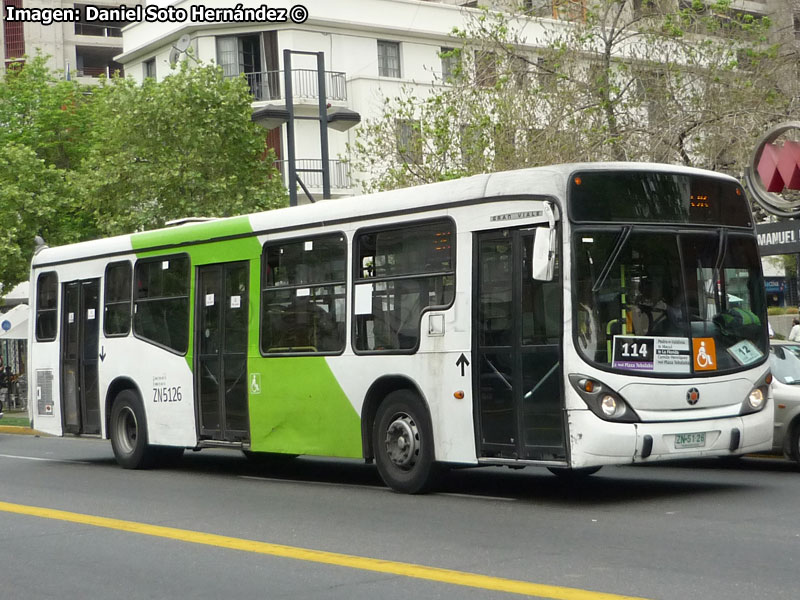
284, 49, 297, 207
317, 52, 331, 200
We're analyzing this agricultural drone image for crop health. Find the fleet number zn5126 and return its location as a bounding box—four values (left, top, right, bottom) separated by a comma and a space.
153, 386, 182, 403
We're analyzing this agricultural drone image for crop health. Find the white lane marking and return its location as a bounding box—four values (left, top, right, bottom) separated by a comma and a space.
0, 453, 92, 465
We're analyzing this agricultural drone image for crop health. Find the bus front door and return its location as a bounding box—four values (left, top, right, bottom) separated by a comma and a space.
474, 229, 566, 462
61, 279, 101, 435
196, 262, 250, 442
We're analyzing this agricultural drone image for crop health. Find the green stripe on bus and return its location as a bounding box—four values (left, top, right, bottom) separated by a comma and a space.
130, 216, 254, 252
248, 356, 362, 457
131, 220, 361, 458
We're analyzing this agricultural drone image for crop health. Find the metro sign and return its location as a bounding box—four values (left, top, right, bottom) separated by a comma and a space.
746, 121, 800, 217
757, 140, 800, 193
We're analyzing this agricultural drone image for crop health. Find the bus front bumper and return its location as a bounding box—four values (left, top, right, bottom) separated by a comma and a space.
567, 406, 774, 467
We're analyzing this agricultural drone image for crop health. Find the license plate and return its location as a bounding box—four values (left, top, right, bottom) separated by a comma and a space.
675, 432, 706, 449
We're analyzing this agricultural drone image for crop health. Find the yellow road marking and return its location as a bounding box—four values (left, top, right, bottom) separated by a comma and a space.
0, 500, 649, 600
0, 426, 38, 435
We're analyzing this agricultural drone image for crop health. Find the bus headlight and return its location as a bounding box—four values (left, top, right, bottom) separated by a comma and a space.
600, 395, 618, 416
740, 371, 771, 416
747, 388, 764, 410
569, 374, 640, 423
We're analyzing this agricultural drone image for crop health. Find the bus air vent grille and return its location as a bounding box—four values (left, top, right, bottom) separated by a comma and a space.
36, 369, 54, 416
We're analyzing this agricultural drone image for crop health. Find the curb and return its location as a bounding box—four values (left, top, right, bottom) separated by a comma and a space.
0, 425, 40, 436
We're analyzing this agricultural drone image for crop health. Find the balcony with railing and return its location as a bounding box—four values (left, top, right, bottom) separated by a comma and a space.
74, 22, 123, 37
229, 69, 348, 103
75, 45, 124, 78
77, 65, 124, 77
274, 159, 352, 194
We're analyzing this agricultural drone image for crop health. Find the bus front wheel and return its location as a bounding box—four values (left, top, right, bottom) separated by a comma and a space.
789, 422, 800, 464
110, 390, 155, 469
373, 390, 438, 494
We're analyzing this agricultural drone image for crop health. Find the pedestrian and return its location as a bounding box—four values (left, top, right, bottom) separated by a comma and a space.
0, 366, 8, 418
789, 318, 800, 342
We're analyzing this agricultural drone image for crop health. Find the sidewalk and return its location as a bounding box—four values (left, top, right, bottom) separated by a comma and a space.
0, 408, 36, 435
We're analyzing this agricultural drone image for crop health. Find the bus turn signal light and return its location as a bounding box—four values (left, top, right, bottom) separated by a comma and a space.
454, 391, 465, 400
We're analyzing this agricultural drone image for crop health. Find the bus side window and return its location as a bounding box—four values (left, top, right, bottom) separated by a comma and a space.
354, 219, 455, 353
132, 256, 190, 354
35, 271, 59, 342
104, 261, 132, 337
261, 233, 347, 355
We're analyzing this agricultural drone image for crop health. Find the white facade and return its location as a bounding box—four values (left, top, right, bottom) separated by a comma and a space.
117, 0, 558, 200
115, 0, 798, 200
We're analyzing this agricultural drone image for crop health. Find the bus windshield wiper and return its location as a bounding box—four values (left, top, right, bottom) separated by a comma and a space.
592, 226, 631, 293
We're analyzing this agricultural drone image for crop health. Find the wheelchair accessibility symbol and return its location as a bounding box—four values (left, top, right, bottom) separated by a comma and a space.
692, 338, 717, 371
250, 373, 262, 395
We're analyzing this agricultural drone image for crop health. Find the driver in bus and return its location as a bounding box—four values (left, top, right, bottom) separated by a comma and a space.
631, 277, 668, 336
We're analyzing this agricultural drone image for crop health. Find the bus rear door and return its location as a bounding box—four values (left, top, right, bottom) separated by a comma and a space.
61, 279, 101, 435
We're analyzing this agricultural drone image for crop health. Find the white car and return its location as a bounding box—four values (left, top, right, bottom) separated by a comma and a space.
768, 341, 800, 462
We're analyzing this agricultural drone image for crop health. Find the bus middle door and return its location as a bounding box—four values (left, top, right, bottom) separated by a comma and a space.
195, 262, 250, 443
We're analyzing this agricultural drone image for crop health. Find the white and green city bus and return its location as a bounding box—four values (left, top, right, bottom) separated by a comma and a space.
27, 163, 774, 493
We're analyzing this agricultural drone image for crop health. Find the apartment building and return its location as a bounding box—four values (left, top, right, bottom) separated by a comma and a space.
115, 0, 797, 200
2, 0, 141, 80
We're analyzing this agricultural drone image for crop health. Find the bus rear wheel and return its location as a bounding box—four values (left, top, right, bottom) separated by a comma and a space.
110, 390, 156, 469
373, 390, 437, 494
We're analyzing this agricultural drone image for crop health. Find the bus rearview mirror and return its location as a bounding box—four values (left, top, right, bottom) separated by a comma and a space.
532, 227, 555, 281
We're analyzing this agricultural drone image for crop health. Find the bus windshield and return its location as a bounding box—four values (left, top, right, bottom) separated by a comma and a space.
573, 229, 767, 376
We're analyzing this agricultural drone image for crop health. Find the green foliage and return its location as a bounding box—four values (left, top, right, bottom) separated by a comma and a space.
0, 56, 93, 171
350, 2, 797, 193
0, 57, 287, 291
0, 144, 67, 289
78, 61, 287, 234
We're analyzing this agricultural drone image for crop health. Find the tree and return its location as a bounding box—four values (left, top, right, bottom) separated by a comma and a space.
0, 144, 82, 291
0, 55, 94, 171
349, 1, 799, 193
0, 56, 99, 292
0, 57, 287, 291
76, 60, 287, 234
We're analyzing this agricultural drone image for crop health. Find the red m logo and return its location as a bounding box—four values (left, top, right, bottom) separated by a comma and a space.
757, 140, 800, 192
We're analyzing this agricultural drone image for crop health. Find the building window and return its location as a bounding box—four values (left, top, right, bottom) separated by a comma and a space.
133, 255, 190, 354
474, 50, 498, 87
354, 219, 455, 353
143, 58, 156, 80
216, 34, 282, 101
35, 272, 58, 342
104, 261, 132, 337
378, 40, 401, 78
440, 47, 461, 81
261, 233, 347, 354
553, 0, 586, 21
3, 0, 25, 61
396, 119, 423, 165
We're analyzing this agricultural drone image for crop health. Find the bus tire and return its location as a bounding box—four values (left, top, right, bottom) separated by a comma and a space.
110, 390, 155, 469
789, 422, 800, 464
373, 390, 438, 494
